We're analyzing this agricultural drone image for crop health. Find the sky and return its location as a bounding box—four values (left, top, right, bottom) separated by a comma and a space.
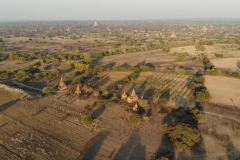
0, 0, 240, 21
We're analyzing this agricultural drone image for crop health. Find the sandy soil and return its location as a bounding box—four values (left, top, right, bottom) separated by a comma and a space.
96, 49, 204, 71
205, 75, 240, 106
211, 58, 240, 71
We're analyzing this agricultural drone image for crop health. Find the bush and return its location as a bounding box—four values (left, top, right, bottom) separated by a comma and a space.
67, 72, 75, 78
105, 102, 116, 108
176, 56, 184, 62
94, 64, 106, 72
15, 70, 29, 82
195, 89, 211, 102
122, 76, 130, 83
128, 74, 136, 81
42, 87, 55, 95
194, 76, 205, 83
82, 115, 93, 124
127, 114, 141, 125
158, 98, 168, 107
158, 113, 167, 119
210, 67, 222, 76
187, 82, 197, 90
195, 45, 206, 51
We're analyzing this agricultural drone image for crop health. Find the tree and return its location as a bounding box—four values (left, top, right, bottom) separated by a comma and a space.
42, 87, 55, 95
160, 123, 200, 150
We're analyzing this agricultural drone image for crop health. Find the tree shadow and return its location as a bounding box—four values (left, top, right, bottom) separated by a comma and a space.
160, 89, 171, 101
190, 134, 206, 160
143, 86, 155, 100
114, 129, 146, 160
76, 131, 110, 160
91, 104, 106, 119
92, 76, 110, 88
121, 63, 132, 68
105, 62, 116, 69
155, 134, 175, 160
0, 99, 18, 113
226, 142, 240, 160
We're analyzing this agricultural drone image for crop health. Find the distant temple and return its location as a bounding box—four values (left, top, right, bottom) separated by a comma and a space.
58, 77, 68, 91
75, 84, 81, 95
93, 20, 98, 27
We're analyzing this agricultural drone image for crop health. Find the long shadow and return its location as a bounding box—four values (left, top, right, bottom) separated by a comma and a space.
114, 129, 146, 160
160, 89, 171, 101
105, 62, 116, 69
155, 134, 175, 160
91, 104, 106, 119
227, 142, 240, 160
190, 134, 206, 160
76, 131, 110, 160
93, 76, 110, 88
0, 99, 18, 113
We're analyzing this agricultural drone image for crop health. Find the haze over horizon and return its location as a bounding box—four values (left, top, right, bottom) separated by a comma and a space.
0, 0, 240, 21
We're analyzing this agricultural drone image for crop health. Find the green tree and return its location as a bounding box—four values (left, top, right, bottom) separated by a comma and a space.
42, 87, 55, 95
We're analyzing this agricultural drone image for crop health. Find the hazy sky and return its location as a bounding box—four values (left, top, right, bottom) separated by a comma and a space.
0, 0, 240, 21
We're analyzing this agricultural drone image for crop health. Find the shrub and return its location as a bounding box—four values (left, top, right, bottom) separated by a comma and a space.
42, 87, 55, 95
158, 113, 167, 119
94, 64, 106, 72
133, 67, 141, 73
83, 105, 91, 114
139, 65, 153, 72
138, 99, 149, 110
122, 76, 130, 83
67, 72, 75, 78
82, 115, 93, 124
195, 89, 211, 102
82, 85, 93, 93
194, 76, 205, 83
15, 70, 29, 82
127, 114, 141, 125
34, 72, 43, 79
187, 82, 197, 90
128, 74, 136, 81
195, 45, 206, 51
210, 67, 222, 76
215, 54, 224, 58
105, 102, 116, 108
158, 98, 168, 107
176, 56, 184, 62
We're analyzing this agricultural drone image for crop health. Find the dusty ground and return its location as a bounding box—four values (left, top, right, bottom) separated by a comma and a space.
205, 75, 240, 106
211, 57, 240, 72
95, 49, 204, 71
170, 44, 240, 58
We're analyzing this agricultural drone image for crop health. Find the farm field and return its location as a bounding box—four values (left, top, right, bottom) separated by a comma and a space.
211, 58, 240, 72
205, 75, 240, 106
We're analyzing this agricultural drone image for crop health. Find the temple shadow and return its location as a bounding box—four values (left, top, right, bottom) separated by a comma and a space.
76, 131, 110, 160
91, 104, 106, 119
114, 129, 146, 160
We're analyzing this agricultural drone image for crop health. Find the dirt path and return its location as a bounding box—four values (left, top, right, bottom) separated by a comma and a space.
201, 111, 240, 124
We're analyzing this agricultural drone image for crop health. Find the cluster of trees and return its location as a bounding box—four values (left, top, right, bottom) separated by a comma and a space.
175, 52, 190, 62
199, 40, 215, 46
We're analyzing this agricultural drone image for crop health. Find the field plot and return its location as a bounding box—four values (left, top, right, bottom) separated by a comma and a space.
211, 58, 240, 72
97, 49, 204, 71
205, 75, 240, 106
123, 72, 195, 107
